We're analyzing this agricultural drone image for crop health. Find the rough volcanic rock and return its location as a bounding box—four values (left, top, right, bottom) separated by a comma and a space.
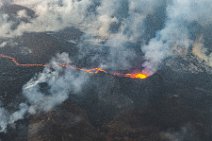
27, 101, 100, 141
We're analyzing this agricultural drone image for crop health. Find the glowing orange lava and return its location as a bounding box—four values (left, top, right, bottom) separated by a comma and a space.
125, 72, 148, 79
79, 67, 107, 74
0, 53, 150, 80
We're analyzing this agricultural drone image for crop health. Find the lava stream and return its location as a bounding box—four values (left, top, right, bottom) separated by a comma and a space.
0, 53, 150, 80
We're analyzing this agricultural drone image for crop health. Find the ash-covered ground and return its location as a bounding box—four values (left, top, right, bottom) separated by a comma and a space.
1, 1, 212, 141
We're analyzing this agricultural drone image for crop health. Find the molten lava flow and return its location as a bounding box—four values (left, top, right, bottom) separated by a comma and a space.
0, 54, 48, 67
79, 68, 107, 74
0, 53, 150, 80
125, 72, 148, 79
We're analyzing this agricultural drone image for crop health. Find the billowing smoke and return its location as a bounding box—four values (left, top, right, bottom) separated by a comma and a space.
0, 53, 88, 132
0, 106, 9, 132
142, 0, 212, 74
0, 0, 211, 72
0, 0, 92, 36
0, 0, 212, 133
0, 0, 164, 70
0, 0, 161, 38
192, 36, 212, 67
23, 53, 88, 113
0, 103, 28, 132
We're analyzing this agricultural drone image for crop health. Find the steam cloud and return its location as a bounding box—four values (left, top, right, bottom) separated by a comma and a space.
142, 0, 212, 73
162, 126, 196, 141
0, 53, 88, 132
0, 0, 212, 133
0, 0, 211, 71
192, 36, 212, 67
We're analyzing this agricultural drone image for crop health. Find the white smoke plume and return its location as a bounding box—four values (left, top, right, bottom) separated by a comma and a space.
0, 0, 162, 38
23, 53, 89, 113
0, 103, 28, 132
0, 0, 211, 72
142, 0, 212, 74
192, 36, 212, 67
0, 0, 93, 37
0, 41, 7, 48
0, 0, 165, 70
0, 53, 89, 132
0, 0, 212, 133
0, 107, 9, 132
